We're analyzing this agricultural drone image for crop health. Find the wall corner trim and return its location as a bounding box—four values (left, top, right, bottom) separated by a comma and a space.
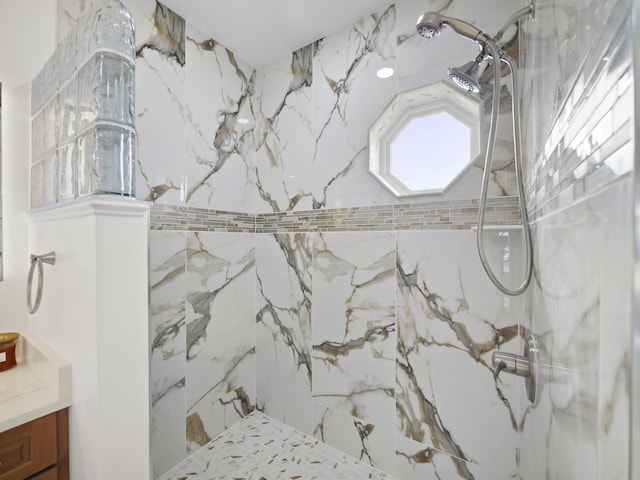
24, 197, 151, 223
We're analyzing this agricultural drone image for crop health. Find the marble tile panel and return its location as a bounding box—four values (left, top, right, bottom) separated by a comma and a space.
135, 2, 187, 204
522, 200, 602, 480
395, 230, 524, 479
185, 232, 256, 451
313, 402, 396, 476
597, 179, 631, 480
522, 177, 632, 480
312, 5, 397, 209
253, 46, 314, 213
255, 233, 314, 434
184, 25, 256, 212
395, 434, 494, 480
312, 232, 396, 429
149, 230, 187, 478
186, 378, 256, 455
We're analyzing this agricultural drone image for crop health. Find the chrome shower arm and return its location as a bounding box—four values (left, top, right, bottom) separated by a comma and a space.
493, 3, 534, 42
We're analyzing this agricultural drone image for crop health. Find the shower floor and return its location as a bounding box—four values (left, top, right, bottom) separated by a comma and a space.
157, 410, 395, 480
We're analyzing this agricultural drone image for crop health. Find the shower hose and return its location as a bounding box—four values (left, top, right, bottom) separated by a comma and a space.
477, 40, 533, 296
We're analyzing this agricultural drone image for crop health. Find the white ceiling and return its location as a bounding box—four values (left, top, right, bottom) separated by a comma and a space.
160, 0, 394, 67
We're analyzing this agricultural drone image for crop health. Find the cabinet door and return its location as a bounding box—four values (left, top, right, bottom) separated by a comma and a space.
0, 413, 57, 480
28, 466, 57, 479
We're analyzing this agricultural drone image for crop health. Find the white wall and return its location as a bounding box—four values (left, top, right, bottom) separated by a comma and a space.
0, 0, 56, 331
0, 0, 57, 85
0, 84, 30, 331
28, 198, 151, 479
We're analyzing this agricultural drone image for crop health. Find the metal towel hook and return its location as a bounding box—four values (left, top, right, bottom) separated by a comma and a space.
27, 252, 56, 314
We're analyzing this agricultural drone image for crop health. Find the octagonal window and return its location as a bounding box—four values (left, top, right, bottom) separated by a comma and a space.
369, 81, 482, 197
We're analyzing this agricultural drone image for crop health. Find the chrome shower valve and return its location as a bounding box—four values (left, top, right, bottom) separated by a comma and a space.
492, 335, 541, 404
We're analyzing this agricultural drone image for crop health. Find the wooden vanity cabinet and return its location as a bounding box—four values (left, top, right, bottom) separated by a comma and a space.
0, 409, 68, 480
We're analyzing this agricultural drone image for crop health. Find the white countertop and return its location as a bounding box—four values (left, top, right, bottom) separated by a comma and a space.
0, 331, 71, 433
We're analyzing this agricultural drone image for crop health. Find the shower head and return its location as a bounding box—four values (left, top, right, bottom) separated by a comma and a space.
447, 55, 486, 93
416, 12, 443, 38
416, 12, 491, 45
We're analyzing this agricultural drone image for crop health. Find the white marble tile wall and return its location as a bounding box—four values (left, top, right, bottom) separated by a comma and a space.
149, 230, 187, 476
311, 6, 397, 209
149, 230, 256, 477
252, 0, 522, 214
254, 229, 526, 480
59, 1, 522, 215
53, 0, 530, 220
131, 1, 257, 210
253, 46, 315, 212
255, 233, 314, 434
311, 232, 395, 423
521, 180, 631, 480
183, 26, 256, 212
520, 0, 633, 479
395, 229, 525, 480
134, 1, 187, 205
185, 232, 256, 453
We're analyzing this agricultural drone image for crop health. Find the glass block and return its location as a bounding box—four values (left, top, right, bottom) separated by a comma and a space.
42, 152, 58, 207
31, 97, 57, 161
77, 131, 97, 197
77, 124, 135, 197
76, 0, 135, 67
31, 50, 59, 116
78, 51, 135, 130
30, 161, 44, 209
58, 28, 78, 86
57, 73, 78, 144
58, 141, 77, 202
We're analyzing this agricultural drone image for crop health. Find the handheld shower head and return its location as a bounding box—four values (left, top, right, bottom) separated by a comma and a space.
416, 12, 490, 45
416, 12, 443, 38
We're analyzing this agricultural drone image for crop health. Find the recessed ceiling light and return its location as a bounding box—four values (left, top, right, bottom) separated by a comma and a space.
376, 67, 394, 79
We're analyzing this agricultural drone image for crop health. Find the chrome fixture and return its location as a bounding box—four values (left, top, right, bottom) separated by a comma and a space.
415, 4, 534, 296
27, 251, 56, 314
493, 335, 540, 403
493, 335, 574, 405
447, 53, 486, 93
416, 12, 491, 45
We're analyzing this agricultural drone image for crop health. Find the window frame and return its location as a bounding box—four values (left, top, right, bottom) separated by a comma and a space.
368, 81, 483, 197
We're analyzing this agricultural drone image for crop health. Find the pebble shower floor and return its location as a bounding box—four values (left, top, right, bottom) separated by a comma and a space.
157, 411, 396, 480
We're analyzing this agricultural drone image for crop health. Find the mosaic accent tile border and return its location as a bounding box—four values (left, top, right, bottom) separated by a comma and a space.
157, 410, 395, 480
150, 204, 256, 232
151, 197, 521, 233
523, 0, 633, 220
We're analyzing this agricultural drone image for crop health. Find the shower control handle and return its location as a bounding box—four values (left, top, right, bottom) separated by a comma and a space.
492, 351, 530, 378
492, 335, 541, 404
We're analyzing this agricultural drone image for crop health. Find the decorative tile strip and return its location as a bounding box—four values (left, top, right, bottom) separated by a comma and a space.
150, 197, 522, 233
526, 7, 632, 219
150, 204, 255, 232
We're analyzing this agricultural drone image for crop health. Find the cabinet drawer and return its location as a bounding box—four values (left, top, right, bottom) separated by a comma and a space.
0, 413, 57, 480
